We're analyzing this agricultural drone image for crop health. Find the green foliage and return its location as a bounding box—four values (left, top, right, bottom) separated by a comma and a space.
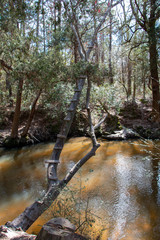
91, 83, 123, 114
43, 82, 74, 118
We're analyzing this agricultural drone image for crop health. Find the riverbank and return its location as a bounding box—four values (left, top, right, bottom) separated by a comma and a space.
0, 101, 160, 148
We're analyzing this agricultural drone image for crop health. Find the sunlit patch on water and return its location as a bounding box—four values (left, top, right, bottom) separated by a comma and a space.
109, 153, 153, 240
0, 155, 14, 169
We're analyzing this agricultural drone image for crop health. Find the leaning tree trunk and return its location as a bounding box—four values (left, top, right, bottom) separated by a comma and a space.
10, 75, 86, 230
9, 75, 101, 232
11, 78, 23, 138
21, 89, 42, 138
47, 76, 86, 186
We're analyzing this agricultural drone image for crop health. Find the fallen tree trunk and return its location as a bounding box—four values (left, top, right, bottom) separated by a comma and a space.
0, 225, 36, 240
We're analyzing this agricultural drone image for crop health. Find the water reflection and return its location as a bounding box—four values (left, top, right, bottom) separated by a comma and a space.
0, 138, 159, 239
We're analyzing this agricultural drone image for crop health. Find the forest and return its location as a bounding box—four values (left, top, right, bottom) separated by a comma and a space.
0, 0, 160, 239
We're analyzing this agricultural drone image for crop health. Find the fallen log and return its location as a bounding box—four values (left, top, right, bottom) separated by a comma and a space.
0, 224, 36, 240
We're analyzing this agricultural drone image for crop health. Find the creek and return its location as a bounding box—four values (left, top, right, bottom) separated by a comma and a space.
0, 137, 160, 240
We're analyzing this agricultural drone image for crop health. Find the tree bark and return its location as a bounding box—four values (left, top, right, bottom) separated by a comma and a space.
130, 0, 160, 118
142, 61, 146, 100
73, 36, 79, 63
21, 89, 42, 138
127, 58, 132, 97
6, 72, 13, 106
36, 0, 41, 50
42, 0, 46, 53
11, 78, 23, 138
93, 1, 99, 65
148, 7, 160, 118
57, 0, 61, 31
108, 0, 113, 84
132, 75, 136, 102
47, 76, 86, 186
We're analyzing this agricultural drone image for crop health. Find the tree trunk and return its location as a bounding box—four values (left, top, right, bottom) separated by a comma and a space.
6, 72, 13, 106
93, 1, 99, 65
11, 78, 23, 138
101, 31, 105, 64
121, 59, 125, 87
108, 0, 113, 84
42, 0, 46, 53
142, 62, 146, 100
132, 75, 136, 102
36, 0, 41, 50
148, 14, 160, 118
54, 0, 57, 32
127, 58, 132, 97
57, 0, 61, 31
21, 89, 42, 137
9, 76, 87, 230
73, 36, 79, 63
130, 0, 160, 118
48, 76, 86, 186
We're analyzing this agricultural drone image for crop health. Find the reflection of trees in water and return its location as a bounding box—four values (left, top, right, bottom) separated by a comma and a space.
0, 146, 47, 200
133, 140, 160, 240
150, 143, 160, 240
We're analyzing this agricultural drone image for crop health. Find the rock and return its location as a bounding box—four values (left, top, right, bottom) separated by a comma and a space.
0, 225, 36, 240
36, 218, 87, 240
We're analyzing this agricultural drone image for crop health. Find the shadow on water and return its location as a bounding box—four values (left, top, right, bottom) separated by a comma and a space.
0, 137, 160, 240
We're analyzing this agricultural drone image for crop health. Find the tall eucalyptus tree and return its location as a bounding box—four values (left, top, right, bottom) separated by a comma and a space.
130, 0, 160, 119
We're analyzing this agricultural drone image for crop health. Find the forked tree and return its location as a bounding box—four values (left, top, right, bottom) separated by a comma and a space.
8, 0, 122, 231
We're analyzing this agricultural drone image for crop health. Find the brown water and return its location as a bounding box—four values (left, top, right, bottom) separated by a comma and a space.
0, 137, 160, 239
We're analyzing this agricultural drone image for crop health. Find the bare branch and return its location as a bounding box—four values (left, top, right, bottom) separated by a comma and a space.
98, 21, 117, 33
86, 0, 123, 60
69, 0, 86, 60
128, 41, 148, 61
94, 114, 108, 130
130, 0, 147, 31
134, 0, 146, 20
71, 24, 85, 59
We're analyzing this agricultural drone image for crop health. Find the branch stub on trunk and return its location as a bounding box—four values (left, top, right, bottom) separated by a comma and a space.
45, 160, 60, 164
